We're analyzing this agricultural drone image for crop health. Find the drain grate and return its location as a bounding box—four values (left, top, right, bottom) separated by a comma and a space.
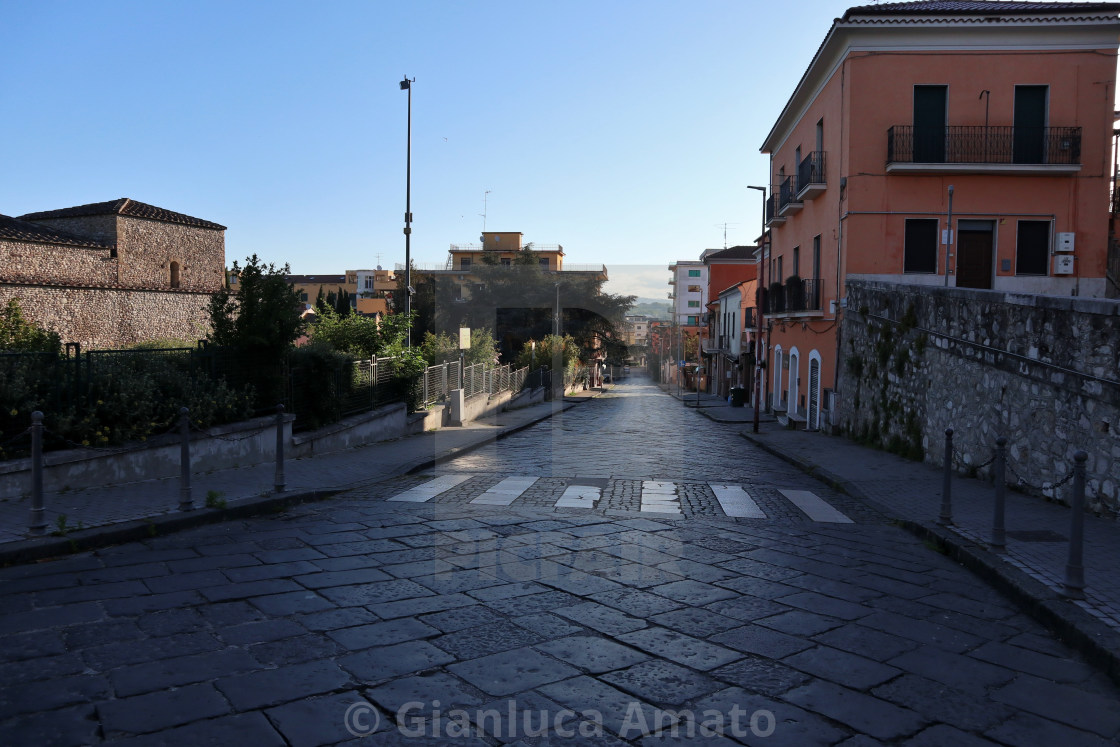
1006, 530, 1067, 542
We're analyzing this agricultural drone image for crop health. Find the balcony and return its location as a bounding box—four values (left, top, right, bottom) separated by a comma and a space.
762, 277, 822, 315
886, 125, 1082, 174
777, 174, 802, 216
765, 194, 785, 227
797, 151, 826, 200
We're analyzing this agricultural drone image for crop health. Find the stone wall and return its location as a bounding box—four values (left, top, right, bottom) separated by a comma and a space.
0, 284, 212, 349
115, 216, 224, 292
837, 279, 1120, 511
0, 239, 117, 286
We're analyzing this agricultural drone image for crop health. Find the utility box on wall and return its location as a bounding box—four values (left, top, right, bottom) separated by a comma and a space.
1057, 232, 1075, 252
1054, 254, 1075, 275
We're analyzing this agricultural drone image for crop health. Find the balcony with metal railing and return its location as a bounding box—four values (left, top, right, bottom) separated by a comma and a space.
777, 174, 802, 216
765, 193, 785, 227
886, 125, 1082, 174
762, 277, 823, 316
797, 151, 826, 200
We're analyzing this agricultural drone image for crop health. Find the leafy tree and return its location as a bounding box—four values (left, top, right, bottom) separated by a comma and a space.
419, 328, 498, 367
513, 334, 580, 372
314, 285, 327, 313
208, 255, 305, 355
0, 298, 61, 353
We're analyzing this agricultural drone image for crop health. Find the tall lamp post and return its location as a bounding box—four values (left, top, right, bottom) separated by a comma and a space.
400, 75, 415, 346
747, 185, 767, 433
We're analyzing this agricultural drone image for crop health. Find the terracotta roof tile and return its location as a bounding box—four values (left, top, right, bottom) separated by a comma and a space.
0, 214, 113, 249
844, 1, 1120, 20
19, 198, 225, 230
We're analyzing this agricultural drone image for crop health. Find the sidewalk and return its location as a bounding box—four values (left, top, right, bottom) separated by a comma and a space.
0, 387, 609, 563
739, 420, 1120, 681
660, 381, 778, 424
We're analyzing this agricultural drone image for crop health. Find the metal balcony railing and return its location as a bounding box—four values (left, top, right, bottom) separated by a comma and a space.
778, 174, 800, 210
765, 194, 781, 224
762, 278, 822, 314
887, 125, 1082, 165
797, 151, 826, 190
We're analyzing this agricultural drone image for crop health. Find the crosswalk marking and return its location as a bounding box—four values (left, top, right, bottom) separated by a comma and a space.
471, 476, 539, 506
388, 474, 475, 502
778, 489, 854, 523
555, 485, 600, 509
641, 481, 682, 514
708, 485, 768, 519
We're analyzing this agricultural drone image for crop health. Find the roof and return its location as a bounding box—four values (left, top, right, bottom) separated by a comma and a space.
703, 245, 757, 262
19, 198, 226, 230
843, 1, 1120, 20
0, 213, 113, 249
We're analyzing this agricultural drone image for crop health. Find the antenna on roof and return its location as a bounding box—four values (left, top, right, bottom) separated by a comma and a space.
714, 222, 740, 250
480, 189, 492, 233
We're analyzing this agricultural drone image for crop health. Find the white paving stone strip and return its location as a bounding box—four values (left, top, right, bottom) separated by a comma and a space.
554, 485, 601, 508
471, 476, 540, 506
778, 488, 854, 523
708, 484, 768, 519
641, 481, 682, 514
387, 474, 476, 502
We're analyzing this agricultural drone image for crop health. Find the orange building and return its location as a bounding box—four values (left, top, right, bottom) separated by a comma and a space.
760, 0, 1120, 430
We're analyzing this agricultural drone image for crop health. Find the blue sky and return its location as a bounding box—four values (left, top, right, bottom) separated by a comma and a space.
2, 1, 876, 297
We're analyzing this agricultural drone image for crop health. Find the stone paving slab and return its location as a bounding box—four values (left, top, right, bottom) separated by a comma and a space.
738, 419, 1120, 682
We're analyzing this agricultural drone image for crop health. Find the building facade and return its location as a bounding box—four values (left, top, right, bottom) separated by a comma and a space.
0, 198, 225, 349
760, 0, 1120, 430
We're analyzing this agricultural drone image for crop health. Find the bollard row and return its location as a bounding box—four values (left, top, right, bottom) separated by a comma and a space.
939, 428, 1090, 599
25, 405, 289, 538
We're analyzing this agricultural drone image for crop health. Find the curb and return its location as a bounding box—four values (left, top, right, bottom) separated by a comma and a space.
0, 489, 342, 567
739, 428, 1120, 686
0, 397, 579, 567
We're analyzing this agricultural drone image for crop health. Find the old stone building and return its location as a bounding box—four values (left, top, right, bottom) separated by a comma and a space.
0, 198, 225, 349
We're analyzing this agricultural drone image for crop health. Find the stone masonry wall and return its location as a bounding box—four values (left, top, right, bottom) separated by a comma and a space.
0, 284, 212, 349
837, 279, 1120, 512
115, 216, 224, 292
1, 239, 117, 286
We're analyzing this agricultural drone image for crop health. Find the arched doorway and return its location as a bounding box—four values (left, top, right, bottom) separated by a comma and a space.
788, 347, 800, 417
808, 351, 822, 430
772, 346, 783, 409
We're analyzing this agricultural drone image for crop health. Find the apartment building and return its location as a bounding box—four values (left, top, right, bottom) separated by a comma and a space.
759, 0, 1120, 430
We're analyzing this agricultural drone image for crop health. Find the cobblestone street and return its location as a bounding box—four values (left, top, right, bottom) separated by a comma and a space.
2, 378, 1118, 744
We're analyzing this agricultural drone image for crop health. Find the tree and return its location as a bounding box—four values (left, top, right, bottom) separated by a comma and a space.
513, 334, 579, 373
208, 255, 304, 354
0, 298, 61, 353
419, 328, 499, 367
313, 307, 413, 359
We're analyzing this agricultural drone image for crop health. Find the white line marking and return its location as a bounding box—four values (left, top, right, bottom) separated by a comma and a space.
709, 485, 768, 519
470, 476, 539, 506
640, 481, 682, 513
778, 489, 854, 523
388, 474, 475, 502
555, 485, 600, 509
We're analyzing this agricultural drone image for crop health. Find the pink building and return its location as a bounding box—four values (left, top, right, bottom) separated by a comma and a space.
759, 0, 1120, 430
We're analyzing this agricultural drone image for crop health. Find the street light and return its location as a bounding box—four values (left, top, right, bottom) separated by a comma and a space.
747, 185, 767, 434
400, 75, 415, 346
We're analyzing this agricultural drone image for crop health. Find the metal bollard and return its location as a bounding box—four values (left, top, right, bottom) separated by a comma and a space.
991, 437, 1007, 552
1062, 451, 1088, 599
274, 404, 286, 493
179, 407, 193, 511
29, 411, 45, 536
938, 428, 954, 525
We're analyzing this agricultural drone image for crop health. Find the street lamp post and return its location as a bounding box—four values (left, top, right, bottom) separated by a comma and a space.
400, 75, 415, 346
748, 185, 767, 434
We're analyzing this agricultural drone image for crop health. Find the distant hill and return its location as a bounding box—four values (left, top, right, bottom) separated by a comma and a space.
628, 297, 672, 320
